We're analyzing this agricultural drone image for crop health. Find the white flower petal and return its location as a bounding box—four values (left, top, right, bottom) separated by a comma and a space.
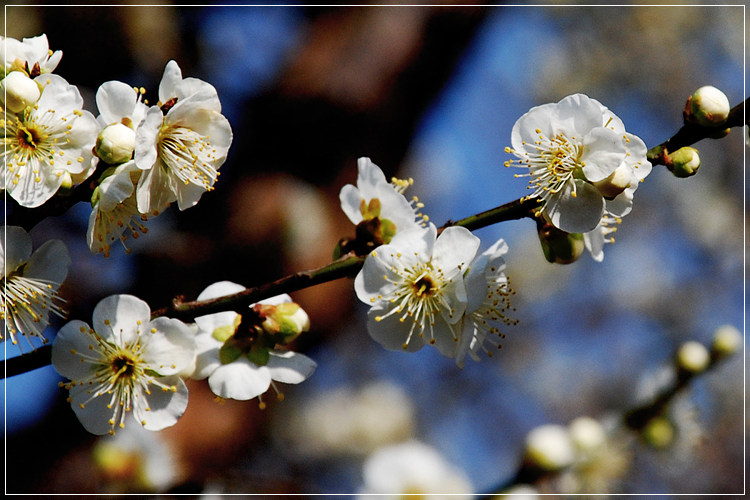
134, 376, 189, 431
208, 359, 272, 400
267, 350, 317, 384
51, 320, 97, 381
142, 317, 196, 375
2, 225, 33, 273
24, 238, 70, 284
547, 179, 604, 234
92, 294, 151, 343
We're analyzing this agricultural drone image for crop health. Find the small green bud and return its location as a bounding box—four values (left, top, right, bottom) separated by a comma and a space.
0, 71, 41, 113
260, 302, 310, 344
642, 416, 674, 449
675, 340, 710, 374
538, 222, 584, 264
95, 123, 136, 165
685, 86, 730, 127
666, 147, 700, 178
711, 324, 742, 360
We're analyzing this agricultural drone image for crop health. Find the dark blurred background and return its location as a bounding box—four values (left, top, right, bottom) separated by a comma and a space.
2, 2, 744, 495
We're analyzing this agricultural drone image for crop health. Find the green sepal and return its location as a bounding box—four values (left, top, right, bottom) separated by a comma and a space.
219, 340, 243, 364
246, 344, 271, 366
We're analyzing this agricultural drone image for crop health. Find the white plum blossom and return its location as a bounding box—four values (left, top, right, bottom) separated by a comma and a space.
92, 424, 182, 492
1, 34, 62, 76
354, 224, 480, 357
505, 93, 651, 233
1, 73, 99, 207
192, 281, 317, 405
340, 157, 426, 244
455, 237, 517, 367
87, 160, 151, 257
134, 60, 233, 214
1, 225, 70, 347
51, 294, 196, 435
358, 440, 474, 498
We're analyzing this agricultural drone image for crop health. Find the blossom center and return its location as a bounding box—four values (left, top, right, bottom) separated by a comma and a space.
372, 252, 456, 348
505, 130, 585, 204
111, 353, 139, 381
17, 122, 43, 150
411, 274, 437, 298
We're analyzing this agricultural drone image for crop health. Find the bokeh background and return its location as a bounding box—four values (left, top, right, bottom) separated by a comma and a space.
2, 2, 745, 495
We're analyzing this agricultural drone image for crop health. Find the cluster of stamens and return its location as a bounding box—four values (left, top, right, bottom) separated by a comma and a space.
2, 92, 87, 192
1, 270, 66, 347
504, 129, 584, 206
390, 176, 429, 225
467, 274, 518, 358
92, 196, 156, 257
370, 249, 457, 349
61, 321, 176, 435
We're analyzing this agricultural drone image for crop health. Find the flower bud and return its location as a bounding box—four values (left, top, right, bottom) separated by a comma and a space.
568, 416, 606, 455
524, 424, 575, 471
685, 86, 730, 127
95, 123, 136, 165
675, 340, 710, 374
259, 302, 310, 344
666, 147, 700, 178
1, 71, 41, 113
641, 416, 674, 449
592, 165, 631, 199
537, 222, 584, 264
711, 324, 742, 360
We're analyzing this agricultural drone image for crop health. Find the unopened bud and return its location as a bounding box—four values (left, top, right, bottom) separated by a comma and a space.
592, 165, 631, 199
538, 222, 584, 265
1, 71, 41, 113
524, 424, 575, 471
641, 416, 674, 449
666, 147, 700, 178
95, 123, 136, 165
259, 302, 310, 344
568, 416, 606, 455
711, 324, 742, 360
685, 86, 730, 127
676, 340, 710, 374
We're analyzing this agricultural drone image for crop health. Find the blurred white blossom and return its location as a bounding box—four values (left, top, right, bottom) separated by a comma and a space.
358, 440, 473, 499
273, 380, 416, 458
